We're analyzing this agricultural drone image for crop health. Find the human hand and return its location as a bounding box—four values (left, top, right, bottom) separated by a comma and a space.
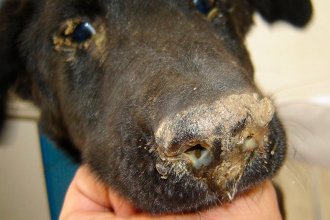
60, 165, 282, 220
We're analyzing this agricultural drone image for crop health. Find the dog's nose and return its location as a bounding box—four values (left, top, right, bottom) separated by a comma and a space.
155, 94, 275, 170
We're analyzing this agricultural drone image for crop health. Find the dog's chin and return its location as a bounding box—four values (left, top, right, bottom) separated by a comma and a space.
105, 150, 284, 214
125, 157, 279, 214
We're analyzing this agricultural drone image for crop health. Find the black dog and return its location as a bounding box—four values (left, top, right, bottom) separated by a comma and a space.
0, 0, 312, 214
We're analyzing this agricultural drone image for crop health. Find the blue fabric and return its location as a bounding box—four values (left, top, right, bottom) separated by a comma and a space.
40, 134, 79, 220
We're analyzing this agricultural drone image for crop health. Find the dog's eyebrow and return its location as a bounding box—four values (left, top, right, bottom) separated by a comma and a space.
70, 0, 105, 17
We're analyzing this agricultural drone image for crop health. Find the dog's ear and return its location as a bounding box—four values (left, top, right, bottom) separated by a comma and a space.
250, 0, 313, 27
0, 0, 34, 129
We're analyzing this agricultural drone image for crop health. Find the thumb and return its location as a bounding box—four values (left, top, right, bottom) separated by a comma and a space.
59, 165, 137, 220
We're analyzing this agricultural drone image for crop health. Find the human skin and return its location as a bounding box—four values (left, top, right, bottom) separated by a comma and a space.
60, 165, 282, 220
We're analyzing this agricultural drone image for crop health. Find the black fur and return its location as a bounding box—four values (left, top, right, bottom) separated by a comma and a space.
0, 0, 312, 214
0, 0, 34, 130
249, 0, 313, 27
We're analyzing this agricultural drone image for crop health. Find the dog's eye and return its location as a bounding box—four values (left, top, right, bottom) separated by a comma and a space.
193, 0, 215, 15
71, 22, 96, 43
53, 19, 98, 51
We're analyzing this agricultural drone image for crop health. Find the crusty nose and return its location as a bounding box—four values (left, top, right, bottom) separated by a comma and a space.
155, 93, 275, 170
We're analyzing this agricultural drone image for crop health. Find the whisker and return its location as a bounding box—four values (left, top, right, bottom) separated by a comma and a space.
277, 101, 330, 110
261, 79, 330, 100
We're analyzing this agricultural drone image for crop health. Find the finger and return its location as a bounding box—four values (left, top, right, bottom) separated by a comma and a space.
108, 187, 139, 217
59, 165, 112, 219
198, 181, 282, 220
60, 165, 139, 219
214, 181, 282, 220
61, 212, 117, 220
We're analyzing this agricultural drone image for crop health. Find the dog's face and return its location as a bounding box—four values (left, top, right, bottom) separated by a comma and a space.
0, 0, 312, 214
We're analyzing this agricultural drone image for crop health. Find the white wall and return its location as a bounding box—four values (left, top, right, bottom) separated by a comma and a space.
247, 0, 330, 167
0, 118, 50, 220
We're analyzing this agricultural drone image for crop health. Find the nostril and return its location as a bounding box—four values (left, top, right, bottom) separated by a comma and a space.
242, 135, 259, 151
185, 144, 206, 159
183, 143, 213, 170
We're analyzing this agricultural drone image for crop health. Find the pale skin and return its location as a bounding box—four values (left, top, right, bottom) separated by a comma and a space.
60, 165, 283, 220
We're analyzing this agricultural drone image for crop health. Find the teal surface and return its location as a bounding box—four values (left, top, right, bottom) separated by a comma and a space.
40, 134, 79, 220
